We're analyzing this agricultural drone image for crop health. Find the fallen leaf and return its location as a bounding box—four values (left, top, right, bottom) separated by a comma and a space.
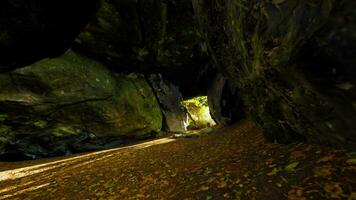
200, 186, 210, 191
348, 192, 356, 200
267, 168, 279, 176
324, 182, 345, 199
346, 159, 356, 165
217, 180, 227, 188
290, 150, 306, 159
313, 165, 334, 178
317, 154, 335, 163
285, 162, 299, 173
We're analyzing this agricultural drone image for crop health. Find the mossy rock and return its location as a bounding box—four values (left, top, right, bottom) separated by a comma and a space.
0, 50, 162, 158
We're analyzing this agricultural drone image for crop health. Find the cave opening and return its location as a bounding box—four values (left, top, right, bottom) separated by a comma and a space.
183, 96, 216, 130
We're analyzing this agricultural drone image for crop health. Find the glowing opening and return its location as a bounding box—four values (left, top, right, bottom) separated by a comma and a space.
183, 96, 216, 130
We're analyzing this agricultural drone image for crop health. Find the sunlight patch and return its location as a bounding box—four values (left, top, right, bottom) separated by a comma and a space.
183, 96, 216, 129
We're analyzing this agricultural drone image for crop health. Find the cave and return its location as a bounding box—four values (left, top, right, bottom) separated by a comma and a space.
0, 0, 355, 199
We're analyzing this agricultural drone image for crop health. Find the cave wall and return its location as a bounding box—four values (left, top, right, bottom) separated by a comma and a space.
192, 0, 356, 150
74, 0, 210, 97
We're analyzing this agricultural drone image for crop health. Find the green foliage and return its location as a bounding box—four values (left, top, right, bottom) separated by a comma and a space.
184, 96, 208, 108
183, 96, 215, 129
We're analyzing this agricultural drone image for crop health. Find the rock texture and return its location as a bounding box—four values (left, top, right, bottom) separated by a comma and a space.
0, 0, 355, 158
0, 50, 162, 159
193, 0, 356, 150
74, 0, 209, 97
207, 74, 244, 126
148, 74, 187, 132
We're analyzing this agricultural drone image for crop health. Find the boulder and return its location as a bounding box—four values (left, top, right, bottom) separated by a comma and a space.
148, 74, 187, 132
0, 50, 162, 159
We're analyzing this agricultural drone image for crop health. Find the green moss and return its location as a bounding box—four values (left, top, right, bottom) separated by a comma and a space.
0, 48, 163, 156
52, 124, 80, 138
15, 50, 117, 101
109, 73, 162, 135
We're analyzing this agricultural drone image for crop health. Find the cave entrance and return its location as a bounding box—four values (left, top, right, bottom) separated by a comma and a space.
183, 96, 216, 130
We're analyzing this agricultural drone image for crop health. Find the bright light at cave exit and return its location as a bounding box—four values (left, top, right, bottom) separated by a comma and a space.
183, 96, 216, 129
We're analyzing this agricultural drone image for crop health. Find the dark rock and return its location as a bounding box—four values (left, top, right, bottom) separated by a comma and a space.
193, 0, 356, 150
74, 0, 209, 97
75, 0, 203, 71
0, 0, 99, 72
0, 50, 162, 158
207, 74, 244, 126
148, 74, 187, 132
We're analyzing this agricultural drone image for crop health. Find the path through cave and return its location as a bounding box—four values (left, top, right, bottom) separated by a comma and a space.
0, 121, 355, 199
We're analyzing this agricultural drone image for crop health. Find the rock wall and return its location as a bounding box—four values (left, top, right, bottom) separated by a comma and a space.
207, 74, 244, 126
74, 0, 209, 97
0, 50, 162, 159
193, 0, 356, 150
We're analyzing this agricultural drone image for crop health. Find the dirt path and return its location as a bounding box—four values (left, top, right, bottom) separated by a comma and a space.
0, 121, 355, 199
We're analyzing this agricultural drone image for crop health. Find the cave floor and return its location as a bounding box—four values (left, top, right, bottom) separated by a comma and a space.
0, 120, 355, 199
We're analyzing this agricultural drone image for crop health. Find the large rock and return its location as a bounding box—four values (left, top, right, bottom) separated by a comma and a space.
0, 50, 162, 159
148, 74, 187, 132
193, 0, 356, 150
0, 0, 98, 72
